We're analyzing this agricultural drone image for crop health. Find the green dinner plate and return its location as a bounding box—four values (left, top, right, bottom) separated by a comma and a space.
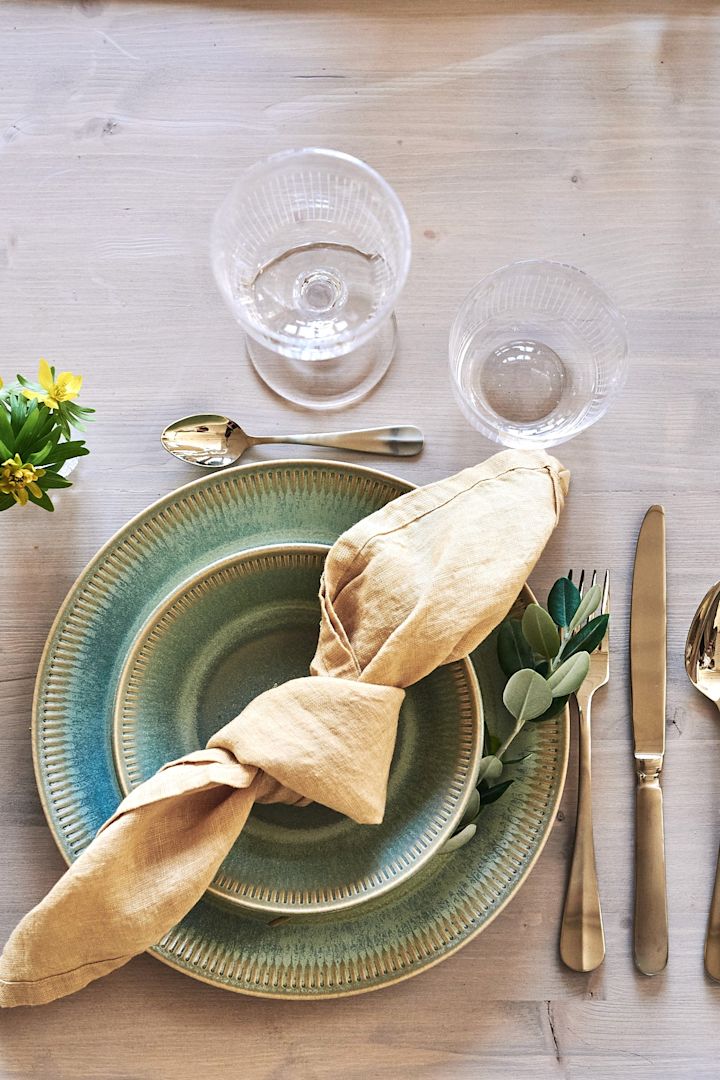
33, 459, 568, 998
113, 543, 482, 915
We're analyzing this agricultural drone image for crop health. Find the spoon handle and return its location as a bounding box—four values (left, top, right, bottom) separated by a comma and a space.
249, 426, 423, 457
706, 848, 720, 981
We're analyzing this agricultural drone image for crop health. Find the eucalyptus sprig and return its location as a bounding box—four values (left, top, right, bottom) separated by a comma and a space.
442, 575, 609, 853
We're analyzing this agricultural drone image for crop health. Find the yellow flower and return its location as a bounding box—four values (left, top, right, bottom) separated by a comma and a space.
22, 359, 82, 411
0, 453, 46, 506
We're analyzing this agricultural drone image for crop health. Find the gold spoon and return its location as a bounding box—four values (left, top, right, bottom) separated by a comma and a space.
161, 413, 424, 468
685, 580, 720, 982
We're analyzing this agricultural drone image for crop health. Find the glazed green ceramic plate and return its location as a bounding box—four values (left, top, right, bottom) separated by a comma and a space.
113, 543, 482, 915
33, 459, 568, 998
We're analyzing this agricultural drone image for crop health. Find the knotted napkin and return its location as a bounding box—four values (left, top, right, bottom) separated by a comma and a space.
0, 449, 569, 1007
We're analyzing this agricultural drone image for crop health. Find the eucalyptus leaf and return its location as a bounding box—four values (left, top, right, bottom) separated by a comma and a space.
548, 576, 582, 628
479, 778, 515, 806
459, 787, 481, 827
497, 619, 534, 677
502, 752, 533, 765
561, 614, 609, 660
441, 823, 476, 853
567, 583, 603, 632
503, 667, 553, 722
522, 604, 561, 659
528, 695, 569, 722
546, 651, 590, 697
476, 754, 504, 785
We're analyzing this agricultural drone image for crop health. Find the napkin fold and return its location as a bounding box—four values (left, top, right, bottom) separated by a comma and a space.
0, 449, 569, 1007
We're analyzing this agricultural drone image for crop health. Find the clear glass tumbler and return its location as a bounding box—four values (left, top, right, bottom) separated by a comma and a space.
449, 260, 628, 448
212, 148, 411, 410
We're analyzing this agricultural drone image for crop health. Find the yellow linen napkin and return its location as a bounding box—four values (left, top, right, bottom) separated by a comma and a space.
0, 449, 569, 1007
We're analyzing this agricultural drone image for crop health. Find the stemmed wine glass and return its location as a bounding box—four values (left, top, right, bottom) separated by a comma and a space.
212, 148, 411, 410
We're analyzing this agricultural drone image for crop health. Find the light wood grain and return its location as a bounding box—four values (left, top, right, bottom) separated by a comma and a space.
2, 0, 720, 1075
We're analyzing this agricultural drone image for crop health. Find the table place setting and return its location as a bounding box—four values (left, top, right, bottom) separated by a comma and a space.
0, 143, 715, 1024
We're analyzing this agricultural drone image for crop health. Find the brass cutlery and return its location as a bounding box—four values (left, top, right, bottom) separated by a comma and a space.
161, 413, 424, 468
560, 569, 609, 972
630, 505, 669, 975
685, 580, 720, 982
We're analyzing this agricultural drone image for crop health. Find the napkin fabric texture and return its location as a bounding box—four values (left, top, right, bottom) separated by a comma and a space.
0, 449, 569, 1007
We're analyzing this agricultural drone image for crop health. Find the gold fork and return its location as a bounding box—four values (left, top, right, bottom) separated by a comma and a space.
559, 569, 609, 972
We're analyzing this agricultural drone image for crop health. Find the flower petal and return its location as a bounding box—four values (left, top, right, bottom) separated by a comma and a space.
22, 389, 42, 402
27, 480, 43, 498
14, 487, 28, 505
38, 359, 53, 392
58, 372, 82, 397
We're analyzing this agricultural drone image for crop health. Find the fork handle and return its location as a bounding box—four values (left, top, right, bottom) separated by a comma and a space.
560, 694, 605, 972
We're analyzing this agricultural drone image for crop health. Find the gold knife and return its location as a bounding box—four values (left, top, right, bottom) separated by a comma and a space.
630, 504, 669, 975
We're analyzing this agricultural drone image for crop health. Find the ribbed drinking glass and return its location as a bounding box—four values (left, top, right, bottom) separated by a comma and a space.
449, 260, 627, 448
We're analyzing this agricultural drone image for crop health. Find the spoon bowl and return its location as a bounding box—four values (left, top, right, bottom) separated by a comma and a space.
685, 580, 720, 984
161, 414, 424, 468
685, 581, 720, 706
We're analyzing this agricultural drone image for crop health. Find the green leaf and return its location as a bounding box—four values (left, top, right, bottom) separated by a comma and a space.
38, 472, 73, 489
502, 752, 533, 765
476, 755, 504, 785
546, 651, 590, 697
561, 614, 609, 660
522, 604, 561, 659
44, 440, 89, 465
14, 403, 40, 457
497, 619, 534, 677
15, 373, 31, 388
535, 660, 549, 677
567, 583, 603, 632
9, 391, 26, 432
548, 576, 582, 628
0, 493, 15, 511
0, 436, 11, 460
27, 488, 55, 511
502, 668, 553, 722
0, 406, 15, 451
479, 778, 515, 806
441, 823, 476, 853
528, 695, 569, 722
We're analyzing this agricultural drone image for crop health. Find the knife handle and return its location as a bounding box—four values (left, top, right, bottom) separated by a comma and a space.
634, 758, 668, 975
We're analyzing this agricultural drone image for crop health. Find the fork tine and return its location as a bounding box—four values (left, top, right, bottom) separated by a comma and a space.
577, 569, 585, 597
591, 569, 597, 590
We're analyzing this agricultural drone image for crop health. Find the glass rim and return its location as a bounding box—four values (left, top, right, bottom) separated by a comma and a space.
450, 258, 628, 350
211, 147, 412, 356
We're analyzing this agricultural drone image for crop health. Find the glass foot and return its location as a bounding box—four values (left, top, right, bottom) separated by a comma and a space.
246, 315, 397, 410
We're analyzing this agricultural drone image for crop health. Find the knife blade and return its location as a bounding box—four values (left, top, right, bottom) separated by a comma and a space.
630, 504, 668, 975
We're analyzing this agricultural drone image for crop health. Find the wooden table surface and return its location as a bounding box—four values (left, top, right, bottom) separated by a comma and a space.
1, 1, 719, 1076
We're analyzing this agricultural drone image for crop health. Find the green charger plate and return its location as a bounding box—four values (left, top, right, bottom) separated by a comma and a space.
113, 543, 482, 916
33, 459, 568, 998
